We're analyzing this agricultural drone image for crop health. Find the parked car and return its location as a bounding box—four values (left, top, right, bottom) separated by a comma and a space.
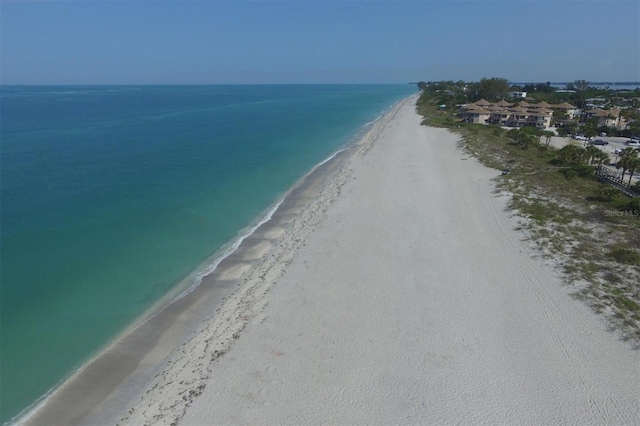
590, 139, 609, 146
614, 148, 623, 155
573, 135, 588, 141
627, 139, 640, 147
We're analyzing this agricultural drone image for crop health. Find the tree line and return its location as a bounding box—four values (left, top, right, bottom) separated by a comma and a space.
417, 78, 640, 138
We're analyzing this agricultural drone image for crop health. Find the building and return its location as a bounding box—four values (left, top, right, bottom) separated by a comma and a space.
459, 100, 554, 129
552, 102, 579, 119
458, 99, 581, 130
583, 108, 627, 129
464, 107, 492, 124
511, 91, 527, 99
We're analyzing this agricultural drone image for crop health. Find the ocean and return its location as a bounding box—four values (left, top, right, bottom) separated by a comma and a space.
0, 84, 416, 423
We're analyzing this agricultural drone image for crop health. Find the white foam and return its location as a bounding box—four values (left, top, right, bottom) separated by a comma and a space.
171, 146, 347, 303
171, 195, 285, 302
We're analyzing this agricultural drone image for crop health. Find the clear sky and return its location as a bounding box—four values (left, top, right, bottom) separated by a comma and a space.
1, 0, 639, 85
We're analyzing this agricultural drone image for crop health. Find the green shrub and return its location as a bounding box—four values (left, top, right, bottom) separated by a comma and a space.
608, 247, 640, 265
575, 165, 596, 178
601, 187, 621, 200
626, 198, 640, 211
561, 164, 594, 179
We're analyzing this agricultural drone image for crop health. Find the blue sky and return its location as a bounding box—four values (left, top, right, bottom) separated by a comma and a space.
1, 1, 639, 84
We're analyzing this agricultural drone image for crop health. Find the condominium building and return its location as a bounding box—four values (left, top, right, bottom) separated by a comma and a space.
583, 108, 627, 130
458, 99, 577, 130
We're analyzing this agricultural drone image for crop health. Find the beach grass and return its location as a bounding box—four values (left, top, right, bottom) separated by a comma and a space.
417, 95, 640, 342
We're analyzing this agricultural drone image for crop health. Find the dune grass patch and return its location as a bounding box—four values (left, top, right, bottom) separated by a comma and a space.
417, 94, 640, 343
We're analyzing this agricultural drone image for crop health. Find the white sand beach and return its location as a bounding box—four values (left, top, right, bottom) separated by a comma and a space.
24, 97, 639, 425
114, 97, 639, 425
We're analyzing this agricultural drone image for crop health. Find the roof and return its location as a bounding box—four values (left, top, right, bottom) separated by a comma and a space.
587, 108, 621, 117
496, 100, 513, 107
530, 101, 551, 108
466, 108, 491, 114
553, 102, 576, 109
473, 99, 492, 106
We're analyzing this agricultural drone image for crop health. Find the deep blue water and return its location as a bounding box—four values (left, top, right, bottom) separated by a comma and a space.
0, 84, 416, 423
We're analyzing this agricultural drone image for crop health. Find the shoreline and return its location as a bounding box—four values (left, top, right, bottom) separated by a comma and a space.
139, 96, 637, 424
18, 95, 415, 426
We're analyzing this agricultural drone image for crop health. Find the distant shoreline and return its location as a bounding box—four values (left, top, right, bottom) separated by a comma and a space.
515, 82, 640, 90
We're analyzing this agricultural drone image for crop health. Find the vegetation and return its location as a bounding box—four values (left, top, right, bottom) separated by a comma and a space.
417, 83, 640, 343
477, 77, 511, 102
418, 78, 640, 138
617, 149, 640, 185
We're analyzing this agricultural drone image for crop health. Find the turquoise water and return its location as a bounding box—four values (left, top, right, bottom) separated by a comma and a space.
0, 85, 415, 422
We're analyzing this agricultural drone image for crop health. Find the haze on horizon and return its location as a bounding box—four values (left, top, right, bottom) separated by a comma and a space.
1, 1, 639, 85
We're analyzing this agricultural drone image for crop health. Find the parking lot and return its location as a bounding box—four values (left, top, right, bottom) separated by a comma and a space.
548, 135, 639, 186
589, 136, 639, 152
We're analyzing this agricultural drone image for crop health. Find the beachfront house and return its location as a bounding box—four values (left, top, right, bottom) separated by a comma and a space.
552, 102, 578, 118
459, 99, 555, 129
583, 108, 627, 130
528, 109, 553, 129
465, 107, 491, 124
459, 99, 584, 130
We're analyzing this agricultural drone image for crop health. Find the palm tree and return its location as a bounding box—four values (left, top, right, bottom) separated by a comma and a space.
583, 128, 597, 143
584, 145, 600, 165
543, 130, 555, 146
617, 148, 638, 181
592, 150, 609, 167
626, 157, 640, 187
